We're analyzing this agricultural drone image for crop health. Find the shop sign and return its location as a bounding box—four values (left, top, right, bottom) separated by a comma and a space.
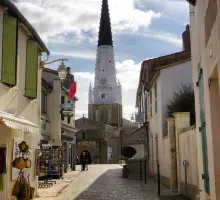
62, 110, 74, 117
60, 102, 75, 110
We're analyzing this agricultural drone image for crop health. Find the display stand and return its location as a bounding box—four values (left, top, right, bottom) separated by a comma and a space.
37, 145, 64, 188
38, 145, 56, 188
50, 146, 62, 180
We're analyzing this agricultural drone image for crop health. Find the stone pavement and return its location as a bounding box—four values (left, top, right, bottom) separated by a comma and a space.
35, 165, 185, 200
36, 170, 81, 199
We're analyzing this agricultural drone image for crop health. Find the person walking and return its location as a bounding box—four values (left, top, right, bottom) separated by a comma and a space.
80, 151, 88, 171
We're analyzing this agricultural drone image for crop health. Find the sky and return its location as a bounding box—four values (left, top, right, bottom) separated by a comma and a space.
12, 0, 189, 120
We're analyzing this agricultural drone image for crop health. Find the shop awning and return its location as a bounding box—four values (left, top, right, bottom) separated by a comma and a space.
0, 111, 39, 134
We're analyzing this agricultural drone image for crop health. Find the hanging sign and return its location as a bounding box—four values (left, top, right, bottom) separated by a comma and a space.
60, 102, 75, 110
62, 110, 74, 117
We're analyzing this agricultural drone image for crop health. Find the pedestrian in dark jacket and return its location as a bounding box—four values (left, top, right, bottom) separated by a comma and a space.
80, 151, 88, 171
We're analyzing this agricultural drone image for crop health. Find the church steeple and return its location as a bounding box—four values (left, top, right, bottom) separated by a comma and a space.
98, 0, 113, 46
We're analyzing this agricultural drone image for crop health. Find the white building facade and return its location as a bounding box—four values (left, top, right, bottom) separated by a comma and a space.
136, 45, 193, 194
0, 1, 49, 199
188, 0, 220, 199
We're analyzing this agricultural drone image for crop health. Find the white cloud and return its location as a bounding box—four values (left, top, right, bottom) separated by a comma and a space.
13, 0, 162, 42
142, 32, 182, 47
51, 51, 96, 60
74, 59, 141, 120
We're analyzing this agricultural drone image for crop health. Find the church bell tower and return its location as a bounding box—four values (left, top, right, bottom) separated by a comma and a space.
88, 0, 122, 127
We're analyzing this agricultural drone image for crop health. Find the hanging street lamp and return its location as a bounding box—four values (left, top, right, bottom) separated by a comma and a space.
57, 60, 68, 82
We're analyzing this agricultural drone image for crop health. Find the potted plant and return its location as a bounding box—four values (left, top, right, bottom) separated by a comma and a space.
121, 146, 137, 178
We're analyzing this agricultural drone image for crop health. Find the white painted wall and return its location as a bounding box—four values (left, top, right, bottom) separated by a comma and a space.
190, 1, 220, 199
160, 60, 193, 137
0, 10, 42, 199
148, 60, 193, 178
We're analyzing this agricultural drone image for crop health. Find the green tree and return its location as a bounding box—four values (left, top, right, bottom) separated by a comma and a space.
166, 83, 195, 125
121, 146, 137, 160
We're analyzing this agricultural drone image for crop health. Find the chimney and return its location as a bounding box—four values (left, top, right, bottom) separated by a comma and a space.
67, 67, 71, 74
63, 67, 74, 89
182, 24, 191, 51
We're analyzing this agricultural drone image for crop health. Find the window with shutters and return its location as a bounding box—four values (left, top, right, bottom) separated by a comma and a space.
154, 83, 158, 112
108, 108, 112, 123
1, 14, 18, 86
96, 109, 99, 121
149, 90, 152, 117
25, 40, 38, 99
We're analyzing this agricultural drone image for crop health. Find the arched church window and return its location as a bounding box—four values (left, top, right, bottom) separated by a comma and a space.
102, 94, 105, 99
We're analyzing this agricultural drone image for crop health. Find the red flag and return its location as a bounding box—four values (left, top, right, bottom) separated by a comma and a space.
69, 81, 77, 100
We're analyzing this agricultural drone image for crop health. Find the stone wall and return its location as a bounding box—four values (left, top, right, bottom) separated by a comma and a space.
151, 113, 198, 199
88, 103, 122, 127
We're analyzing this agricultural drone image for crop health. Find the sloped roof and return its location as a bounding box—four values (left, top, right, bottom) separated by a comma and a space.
136, 50, 191, 107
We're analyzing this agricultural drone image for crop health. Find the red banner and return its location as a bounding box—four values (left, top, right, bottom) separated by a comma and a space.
69, 81, 77, 100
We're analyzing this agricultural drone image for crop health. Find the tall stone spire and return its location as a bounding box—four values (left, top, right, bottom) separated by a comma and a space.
98, 0, 113, 46
89, 0, 122, 105
88, 82, 93, 104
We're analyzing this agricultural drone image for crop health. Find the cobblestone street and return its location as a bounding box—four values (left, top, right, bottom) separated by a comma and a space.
36, 165, 185, 200
36, 165, 162, 200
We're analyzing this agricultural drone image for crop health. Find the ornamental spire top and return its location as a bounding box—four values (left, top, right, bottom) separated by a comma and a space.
98, 0, 113, 46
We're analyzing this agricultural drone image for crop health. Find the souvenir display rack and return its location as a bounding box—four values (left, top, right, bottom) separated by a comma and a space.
50, 146, 63, 180
37, 145, 63, 188
37, 145, 55, 188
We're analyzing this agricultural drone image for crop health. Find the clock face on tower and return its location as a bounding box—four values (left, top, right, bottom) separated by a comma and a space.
100, 78, 107, 84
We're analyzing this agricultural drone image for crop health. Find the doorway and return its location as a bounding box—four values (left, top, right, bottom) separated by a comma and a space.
209, 67, 220, 198
0, 147, 6, 200
80, 150, 92, 164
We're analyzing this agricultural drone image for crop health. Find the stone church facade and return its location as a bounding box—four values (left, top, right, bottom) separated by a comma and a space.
76, 0, 122, 164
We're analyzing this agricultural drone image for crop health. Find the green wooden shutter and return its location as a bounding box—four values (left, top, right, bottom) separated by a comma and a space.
1, 14, 17, 85
25, 40, 38, 99
197, 63, 210, 194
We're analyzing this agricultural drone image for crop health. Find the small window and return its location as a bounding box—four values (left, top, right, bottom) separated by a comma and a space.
149, 91, 152, 117
96, 110, 99, 121
68, 116, 71, 124
61, 114, 64, 121
61, 96, 65, 104
41, 90, 47, 114
109, 61, 111, 62
102, 94, 105, 99
154, 84, 158, 112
